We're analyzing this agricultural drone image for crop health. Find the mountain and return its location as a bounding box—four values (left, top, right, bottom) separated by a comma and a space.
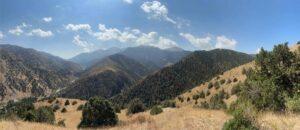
60, 54, 152, 99
0, 44, 82, 101
119, 46, 191, 71
69, 47, 122, 68
112, 49, 254, 107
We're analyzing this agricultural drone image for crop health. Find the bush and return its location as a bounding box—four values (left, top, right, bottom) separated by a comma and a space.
220, 79, 226, 85
55, 100, 60, 104
72, 101, 78, 105
61, 108, 67, 113
208, 92, 226, 109
192, 94, 200, 100
113, 105, 121, 113
178, 96, 184, 102
150, 106, 163, 115
200, 101, 209, 109
65, 100, 70, 106
0, 98, 36, 120
206, 91, 211, 96
35, 106, 55, 124
52, 104, 60, 112
127, 98, 146, 115
78, 97, 118, 128
161, 100, 176, 108
47, 97, 56, 104
199, 91, 205, 98
187, 97, 190, 102
285, 95, 300, 112
222, 116, 258, 130
214, 82, 220, 89
77, 104, 84, 111
57, 119, 66, 127
208, 82, 213, 89
233, 78, 238, 82
231, 84, 241, 95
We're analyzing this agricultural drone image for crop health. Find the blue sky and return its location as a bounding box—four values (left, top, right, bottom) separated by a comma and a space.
1, 0, 300, 59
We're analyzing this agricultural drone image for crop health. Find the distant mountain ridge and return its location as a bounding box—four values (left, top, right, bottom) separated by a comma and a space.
112, 49, 254, 107
60, 54, 152, 99
0, 44, 82, 101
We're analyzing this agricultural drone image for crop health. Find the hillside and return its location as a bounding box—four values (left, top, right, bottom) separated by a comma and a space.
69, 47, 122, 68
112, 49, 254, 107
0, 44, 82, 101
60, 54, 152, 99
120, 46, 191, 71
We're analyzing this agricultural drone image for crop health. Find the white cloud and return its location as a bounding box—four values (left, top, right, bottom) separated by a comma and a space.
43, 17, 52, 22
0, 31, 4, 39
92, 23, 177, 49
215, 35, 237, 50
141, 1, 176, 24
123, 0, 133, 4
65, 24, 91, 32
72, 35, 94, 52
8, 23, 28, 36
28, 29, 53, 37
180, 33, 213, 50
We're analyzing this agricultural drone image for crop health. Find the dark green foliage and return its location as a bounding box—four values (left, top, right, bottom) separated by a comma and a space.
65, 100, 70, 106
214, 81, 220, 89
113, 105, 121, 113
55, 100, 60, 104
192, 94, 200, 100
0, 98, 36, 120
61, 108, 67, 113
220, 79, 226, 85
72, 101, 78, 105
112, 49, 254, 107
150, 106, 163, 115
286, 94, 300, 112
227, 79, 232, 84
35, 106, 55, 124
239, 43, 300, 111
58, 119, 66, 127
79, 97, 118, 128
208, 82, 213, 89
208, 91, 227, 109
200, 101, 209, 109
161, 100, 176, 108
127, 98, 146, 115
199, 91, 205, 98
222, 116, 258, 130
47, 97, 56, 104
77, 104, 84, 111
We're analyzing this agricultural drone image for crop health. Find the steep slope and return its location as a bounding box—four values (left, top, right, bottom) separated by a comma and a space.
120, 46, 191, 71
69, 47, 122, 68
0, 44, 82, 101
112, 49, 254, 107
60, 54, 152, 99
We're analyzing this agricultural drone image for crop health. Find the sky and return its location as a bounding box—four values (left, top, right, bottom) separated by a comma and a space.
1, 0, 300, 59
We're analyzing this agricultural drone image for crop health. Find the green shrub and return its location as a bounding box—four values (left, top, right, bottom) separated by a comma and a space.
52, 104, 60, 112
187, 97, 190, 102
178, 96, 184, 103
200, 101, 209, 109
47, 97, 56, 104
208, 82, 213, 89
78, 97, 118, 128
72, 101, 78, 105
214, 82, 220, 89
231, 84, 241, 95
222, 116, 258, 130
161, 100, 176, 108
55, 100, 60, 104
113, 105, 121, 113
192, 94, 200, 100
57, 119, 66, 127
150, 106, 163, 115
35, 106, 55, 124
199, 91, 205, 98
286, 95, 300, 112
65, 100, 70, 106
77, 104, 84, 111
61, 108, 67, 113
127, 98, 146, 115
206, 91, 211, 96
220, 79, 226, 85
208, 93, 226, 109
0, 98, 36, 120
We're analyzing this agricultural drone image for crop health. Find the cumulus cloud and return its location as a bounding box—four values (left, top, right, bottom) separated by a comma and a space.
123, 0, 133, 4
28, 29, 53, 37
0, 31, 4, 39
65, 24, 92, 32
180, 33, 213, 50
141, 1, 176, 24
72, 35, 94, 52
215, 35, 237, 50
92, 23, 177, 49
8, 23, 28, 36
43, 17, 52, 22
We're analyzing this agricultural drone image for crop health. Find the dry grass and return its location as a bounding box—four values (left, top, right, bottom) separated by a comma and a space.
258, 112, 300, 130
